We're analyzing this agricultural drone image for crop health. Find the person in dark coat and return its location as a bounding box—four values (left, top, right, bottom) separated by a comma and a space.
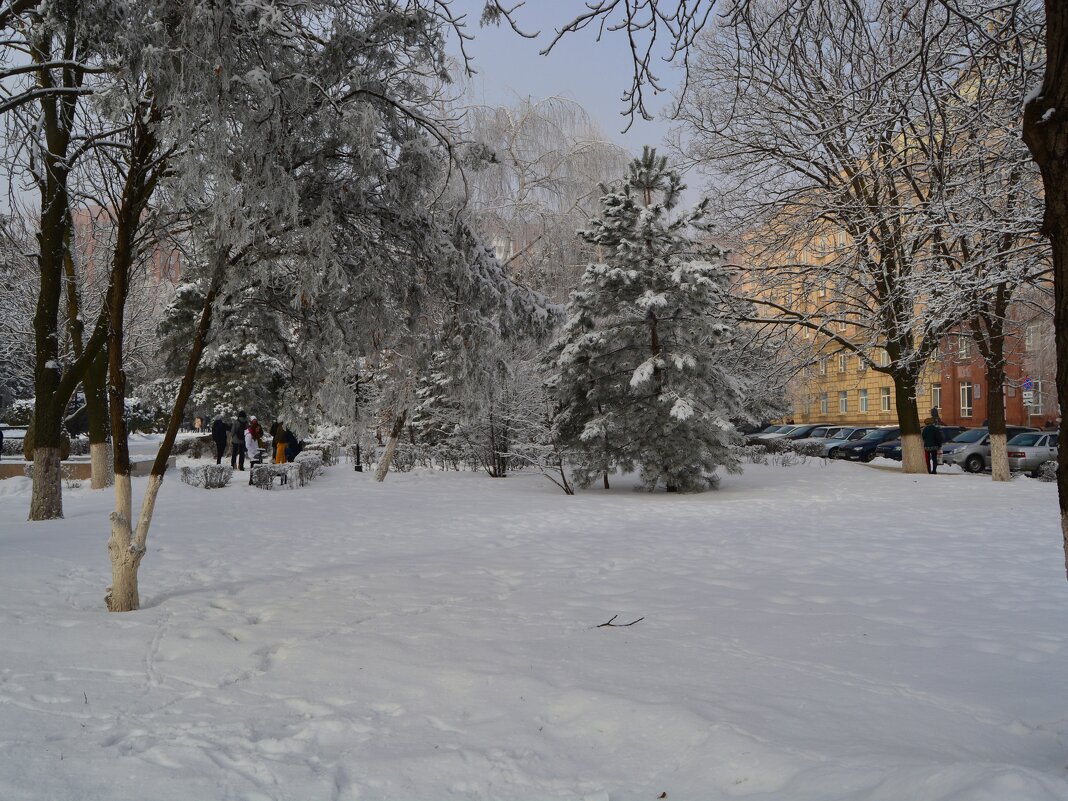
284, 428, 302, 462
230, 410, 248, 470
0, 426, 4, 461
211, 415, 230, 464
920, 418, 944, 475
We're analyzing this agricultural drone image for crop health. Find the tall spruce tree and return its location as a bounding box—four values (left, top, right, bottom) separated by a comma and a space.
547, 148, 746, 492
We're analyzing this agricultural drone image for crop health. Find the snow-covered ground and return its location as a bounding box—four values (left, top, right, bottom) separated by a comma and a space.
2, 451, 1067, 800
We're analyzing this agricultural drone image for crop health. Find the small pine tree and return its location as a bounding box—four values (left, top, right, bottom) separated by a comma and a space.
546, 148, 747, 492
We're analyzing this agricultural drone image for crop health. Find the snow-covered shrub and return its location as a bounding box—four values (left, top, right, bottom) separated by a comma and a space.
173, 436, 212, 459
295, 452, 323, 483
180, 464, 233, 489
791, 442, 826, 459
68, 438, 90, 457
760, 437, 791, 454
302, 442, 338, 466
1, 399, 34, 426
1036, 460, 1058, 482
734, 444, 769, 465
388, 443, 417, 473
777, 451, 802, 468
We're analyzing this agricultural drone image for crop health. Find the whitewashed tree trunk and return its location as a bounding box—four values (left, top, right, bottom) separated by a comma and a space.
374, 408, 408, 483
106, 473, 141, 611
105, 474, 163, 612
989, 433, 1010, 482
373, 441, 398, 482
90, 442, 114, 489
29, 447, 63, 520
900, 434, 926, 474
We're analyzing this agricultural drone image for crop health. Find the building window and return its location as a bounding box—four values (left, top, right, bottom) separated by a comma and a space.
819, 358, 827, 375
839, 391, 848, 413
820, 393, 829, 414
916, 383, 925, 397
880, 387, 892, 412
932, 383, 941, 410
838, 353, 847, 373
837, 316, 848, 331
859, 389, 869, 412
880, 349, 890, 367
1025, 323, 1038, 352
958, 334, 970, 359
1030, 379, 1043, 410
857, 354, 867, 372
960, 381, 974, 417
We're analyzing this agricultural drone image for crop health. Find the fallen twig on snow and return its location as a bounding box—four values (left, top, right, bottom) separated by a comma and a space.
596, 614, 644, 628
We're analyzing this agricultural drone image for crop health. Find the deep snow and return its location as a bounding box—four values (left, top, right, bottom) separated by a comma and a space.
1, 450, 1067, 800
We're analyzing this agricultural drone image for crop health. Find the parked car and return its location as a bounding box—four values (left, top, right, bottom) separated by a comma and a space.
1007, 432, 1060, 477
790, 426, 845, 449
874, 426, 966, 461
775, 424, 823, 441
753, 424, 809, 443
745, 424, 792, 444
838, 427, 900, 462
821, 427, 875, 458
940, 426, 1041, 473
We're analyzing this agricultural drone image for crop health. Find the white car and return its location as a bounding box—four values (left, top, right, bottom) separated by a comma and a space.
1007, 432, 1060, 476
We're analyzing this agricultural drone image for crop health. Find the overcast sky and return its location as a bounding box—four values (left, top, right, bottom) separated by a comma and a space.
450, 1, 684, 159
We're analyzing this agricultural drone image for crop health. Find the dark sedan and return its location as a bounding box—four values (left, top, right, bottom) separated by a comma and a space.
874, 426, 966, 461
838, 427, 900, 462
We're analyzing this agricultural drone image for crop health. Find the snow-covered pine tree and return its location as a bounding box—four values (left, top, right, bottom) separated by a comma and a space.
547, 148, 746, 492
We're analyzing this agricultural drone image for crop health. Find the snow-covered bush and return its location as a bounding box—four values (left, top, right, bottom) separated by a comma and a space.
294, 452, 323, 483
179, 465, 233, 489
1036, 460, 1058, 482
791, 442, 826, 459
1, 399, 34, 426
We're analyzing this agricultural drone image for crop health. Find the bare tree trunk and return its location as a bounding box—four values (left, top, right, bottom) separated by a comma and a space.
90, 441, 113, 489
986, 361, 1010, 482
374, 408, 408, 483
84, 351, 112, 487
104, 101, 164, 612
104, 210, 135, 611
106, 473, 141, 612
29, 447, 63, 518
63, 224, 113, 489
894, 375, 925, 474
1022, 0, 1068, 579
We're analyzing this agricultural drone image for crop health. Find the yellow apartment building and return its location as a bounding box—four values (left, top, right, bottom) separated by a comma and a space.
789, 342, 943, 427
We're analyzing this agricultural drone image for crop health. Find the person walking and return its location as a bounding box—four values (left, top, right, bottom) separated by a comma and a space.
921, 418, 944, 475
230, 410, 248, 470
211, 414, 230, 464
272, 421, 288, 464
245, 416, 266, 463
